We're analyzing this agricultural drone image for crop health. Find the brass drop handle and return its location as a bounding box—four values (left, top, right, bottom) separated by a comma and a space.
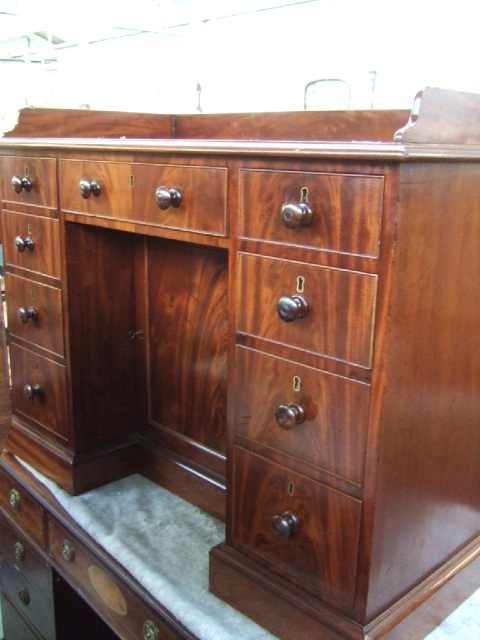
281, 200, 313, 229
275, 403, 306, 430
18, 588, 30, 606
79, 179, 101, 199
11, 175, 33, 194
24, 384, 42, 399
143, 620, 159, 640
15, 235, 35, 253
271, 511, 299, 540
277, 294, 308, 322
9, 488, 20, 509
18, 306, 39, 324
62, 539, 75, 562
14, 541, 25, 562
155, 186, 182, 210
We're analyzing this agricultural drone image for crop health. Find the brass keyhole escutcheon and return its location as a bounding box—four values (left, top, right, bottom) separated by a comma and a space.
288, 481, 295, 496
293, 376, 301, 392
296, 275, 305, 293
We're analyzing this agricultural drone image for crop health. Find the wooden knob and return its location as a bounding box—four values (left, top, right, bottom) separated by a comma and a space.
24, 384, 42, 399
277, 294, 308, 322
281, 201, 313, 229
79, 179, 101, 199
155, 186, 182, 210
15, 236, 35, 253
275, 403, 306, 430
11, 175, 33, 194
271, 511, 299, 540
18, 306, 39, 324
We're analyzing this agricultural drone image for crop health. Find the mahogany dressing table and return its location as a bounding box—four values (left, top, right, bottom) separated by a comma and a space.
0, 86, 479, 639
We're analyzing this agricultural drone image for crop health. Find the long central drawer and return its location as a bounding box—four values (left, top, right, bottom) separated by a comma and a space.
60, 159, 227, 236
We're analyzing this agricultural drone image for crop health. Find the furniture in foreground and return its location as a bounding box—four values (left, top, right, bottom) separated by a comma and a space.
0, 87, 479, 639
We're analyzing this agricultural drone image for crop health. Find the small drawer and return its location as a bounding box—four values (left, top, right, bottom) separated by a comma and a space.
1, 594, 44, 640
60, 159, 133, 218
1, 560, 55, 639
9, 343, 68, 443
60, 159, 228, 237
48, 517, 183, 640
0, 467, 45, 547
239, 168, 384, 257
132, 163, 227, 236
234, 346, 370, 485
0, 156, 57, 209
5, 273, 64, 356
0, 514, 48, 582
2, 210, 61, 279
232, 447, 361, 606
237, 253, 377, 367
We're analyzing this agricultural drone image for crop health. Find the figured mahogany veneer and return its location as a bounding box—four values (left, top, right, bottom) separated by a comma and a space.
0, 87, 479, 639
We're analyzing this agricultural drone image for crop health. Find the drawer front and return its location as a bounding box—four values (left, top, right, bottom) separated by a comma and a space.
1, 560, 55, 639
1, 595, 43, 640
2, 210, 61, 279
60, 159, 133, 217
239, 169, 384, 257
0, 156, 57, 209
0, 468, 45, 547
0, 515, 49, 585
233, 447, 361, 605
5, 274, 64, 356
132, 163, 227, 235
9, 343, 68, 442
48, 518, 183, 640
235, 346, 370, 485
237, 253, 377, 367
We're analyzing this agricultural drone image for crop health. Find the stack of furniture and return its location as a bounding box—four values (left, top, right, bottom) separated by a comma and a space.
0, 86, 479, 639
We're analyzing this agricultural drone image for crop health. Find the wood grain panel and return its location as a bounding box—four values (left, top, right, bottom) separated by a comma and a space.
239, 169, 384, 257
60, 159, 133, 217
237, 253, 377, 367
0, 156, 57, 209
5, 273, 64, 356
232, 447, 361, 606
2, 210, 61, 279
235, 346, 370, 485
132, 163, 227, 236
9, 343, 68, 443
147, 239, 228, 456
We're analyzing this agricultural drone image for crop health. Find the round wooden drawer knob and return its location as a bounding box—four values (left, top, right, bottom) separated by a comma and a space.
271, 511, 299, 540
79, 179, 101, 199
155, 186, 182, 210
277, 294, 308, 322
18, 306, 39, 324
15, 235, 35, 253
11, 175, 33, 194
24, 384, 42, 399
275, 402, 306, 430
281, 200, 313, 229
